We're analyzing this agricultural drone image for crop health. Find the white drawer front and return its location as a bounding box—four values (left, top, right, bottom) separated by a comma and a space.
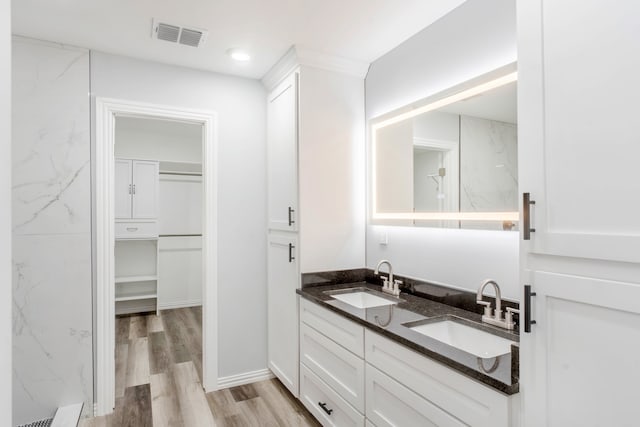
365, 330, 513, 427
115, 221, 158, 239
300, 323, 365, 412
366, 364, 466, 427
301, 299, 364, 357
300, 364, 365, 427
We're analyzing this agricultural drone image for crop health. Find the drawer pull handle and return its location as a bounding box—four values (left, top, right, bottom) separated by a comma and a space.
522, 192, 536, 240
318, 402, 333, 415
288, 206, 295, 226
126, 227, 139, 232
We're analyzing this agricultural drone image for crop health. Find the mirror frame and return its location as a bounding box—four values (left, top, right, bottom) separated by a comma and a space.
369, 62, 519, 225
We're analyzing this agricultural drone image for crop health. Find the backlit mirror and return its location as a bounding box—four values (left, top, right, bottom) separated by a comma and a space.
371, 64, 518, 230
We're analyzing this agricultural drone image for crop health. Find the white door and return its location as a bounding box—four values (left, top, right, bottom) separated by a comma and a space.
518, 1, 640, 425
267, 233, 299, 396
267, 72, 298, 231
114, 159, 132, 219
132, 160, 159, 219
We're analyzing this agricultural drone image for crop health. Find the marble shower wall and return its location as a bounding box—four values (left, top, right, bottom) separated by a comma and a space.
12, 37, 92, 424
460, 115, 517, 230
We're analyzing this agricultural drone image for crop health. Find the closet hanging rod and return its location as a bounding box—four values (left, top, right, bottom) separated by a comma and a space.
159, 171, 202, 177
159, 234, 203, 237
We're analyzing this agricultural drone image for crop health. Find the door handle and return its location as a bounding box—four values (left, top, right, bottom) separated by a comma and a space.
288, 243, 295, 263
522, 192, 536, 240
524, 284, 537, 333
288, 206, 295, 226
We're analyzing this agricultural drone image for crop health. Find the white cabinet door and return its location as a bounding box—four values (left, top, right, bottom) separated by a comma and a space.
132, 160, 159, 219
115, 159, 133, 219
522, 271, 640, 427
267, 233, 299, 396
267, 72, 298, 231
518, 0, 640, 263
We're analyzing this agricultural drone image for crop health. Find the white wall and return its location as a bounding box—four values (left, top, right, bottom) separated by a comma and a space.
298, 66, 365, 272
115, 117, 203, 163
12, 37, 93, 424
365, 0, 520, 300
0, 0, 11, 423
90, 52, 268, 378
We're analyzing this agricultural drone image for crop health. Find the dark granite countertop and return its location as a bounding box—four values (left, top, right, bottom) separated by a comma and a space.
297, 280, 520, 395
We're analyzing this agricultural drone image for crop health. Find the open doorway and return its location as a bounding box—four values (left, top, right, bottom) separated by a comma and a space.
95, 99, 218, 416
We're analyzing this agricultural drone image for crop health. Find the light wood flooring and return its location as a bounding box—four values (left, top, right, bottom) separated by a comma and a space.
80, 307, 320, 427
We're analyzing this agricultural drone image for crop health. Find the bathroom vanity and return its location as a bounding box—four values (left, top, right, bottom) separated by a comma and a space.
297, 271, 520, 427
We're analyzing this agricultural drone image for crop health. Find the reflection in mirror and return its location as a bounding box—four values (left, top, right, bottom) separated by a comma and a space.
371, 65, 518, 230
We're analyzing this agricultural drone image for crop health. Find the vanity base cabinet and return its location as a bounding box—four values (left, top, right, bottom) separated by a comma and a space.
365, 330, 517, 427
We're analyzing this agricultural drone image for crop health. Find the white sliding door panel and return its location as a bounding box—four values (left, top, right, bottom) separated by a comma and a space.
132, 160, 159, 219
159, 174, 202, 236
114, 159, 132, 219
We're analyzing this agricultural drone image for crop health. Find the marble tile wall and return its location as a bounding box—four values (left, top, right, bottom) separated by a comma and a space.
460, 115, 518, 231
12, 37, 92, 425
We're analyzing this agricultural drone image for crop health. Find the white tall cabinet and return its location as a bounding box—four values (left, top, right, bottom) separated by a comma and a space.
264, 47, 367, 398
114, 158, 160, 314
518, 1, 640, 425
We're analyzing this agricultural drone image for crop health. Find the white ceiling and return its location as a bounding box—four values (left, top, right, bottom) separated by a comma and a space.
11, 0, 467, 79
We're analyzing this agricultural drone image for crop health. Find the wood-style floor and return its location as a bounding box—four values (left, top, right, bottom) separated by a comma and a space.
80, 307, 320, 427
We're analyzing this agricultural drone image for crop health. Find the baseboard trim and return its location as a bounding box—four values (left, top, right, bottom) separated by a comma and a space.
158, 299, 202, 310
217, 369, 274, 389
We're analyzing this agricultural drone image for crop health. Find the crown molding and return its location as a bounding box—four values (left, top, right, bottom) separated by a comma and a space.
261, 45, 370, 91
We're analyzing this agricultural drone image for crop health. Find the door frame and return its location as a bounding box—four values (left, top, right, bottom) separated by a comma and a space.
94, 97, 218, 415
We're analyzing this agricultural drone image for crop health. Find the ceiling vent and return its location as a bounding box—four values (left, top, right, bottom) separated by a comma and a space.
152, 19, 208, 48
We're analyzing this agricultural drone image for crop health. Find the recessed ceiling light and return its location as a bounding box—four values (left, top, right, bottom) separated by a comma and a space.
227, 48, 251, 62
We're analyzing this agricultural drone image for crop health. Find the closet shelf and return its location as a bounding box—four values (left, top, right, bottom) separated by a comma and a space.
115, 293, 158, 302
115, 275, 158, 284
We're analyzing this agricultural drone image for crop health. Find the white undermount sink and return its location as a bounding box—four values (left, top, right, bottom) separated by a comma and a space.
327, 288, 400, 309
407, 319, 515, 358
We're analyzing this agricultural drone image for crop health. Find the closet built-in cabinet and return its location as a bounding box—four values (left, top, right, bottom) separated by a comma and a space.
114, 158, 159, 315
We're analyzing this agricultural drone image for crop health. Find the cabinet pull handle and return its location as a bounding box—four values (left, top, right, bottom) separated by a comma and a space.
129, 184, 132, 195
318, 402, 333, 415
524, 285, 537, 333
126, 227, 139, 232
522, 192, 536, 240
132, 184, 136, 195
288, 206, 295, 226
288, 243, 295, 263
